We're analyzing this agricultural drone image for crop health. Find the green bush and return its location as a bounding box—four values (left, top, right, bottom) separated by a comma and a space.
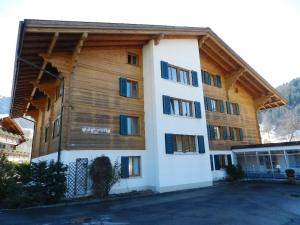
226, 164, 245, 181
89, 156, 121, 198
0, 155, 67, 208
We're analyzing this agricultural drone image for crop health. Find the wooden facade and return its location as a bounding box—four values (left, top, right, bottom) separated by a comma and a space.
10, 20, 287, 158
201, 53, 261, 150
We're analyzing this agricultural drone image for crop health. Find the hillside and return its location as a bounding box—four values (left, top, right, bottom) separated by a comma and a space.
260, 77, 300, 142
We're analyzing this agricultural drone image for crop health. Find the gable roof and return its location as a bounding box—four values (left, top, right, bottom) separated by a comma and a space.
10, 19, 287, 118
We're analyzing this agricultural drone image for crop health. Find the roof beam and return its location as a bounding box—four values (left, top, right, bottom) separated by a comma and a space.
241, 74, 268, 95
236, 79, 259, 97
225, 68, 246, 92
201, 48, 232, 72
198, 35, 209, 48
203, 41, 238, 70
154, 33, 165, 45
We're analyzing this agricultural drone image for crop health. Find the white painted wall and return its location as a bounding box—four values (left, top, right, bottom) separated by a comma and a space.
143, 39, 212, 192
33, 149, 152, 194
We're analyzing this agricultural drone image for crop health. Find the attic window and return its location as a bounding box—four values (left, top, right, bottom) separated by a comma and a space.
128, 53, 138, 66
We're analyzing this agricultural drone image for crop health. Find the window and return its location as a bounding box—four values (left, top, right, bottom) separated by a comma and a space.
170, 98, 180, 115
126, 80, 138, 98
169, 98, 193, 117
226, 102, 240, 115
168, 66, 177, 82
52, 118, 61, 138
0, 143, 6, 149
214, 155, 228, 170
201, 70, 222, 88
179, 69, 190, 85
44, 126, 49, 143
127, 116, 139, 135
211, 99, 217, 112
173, 135, 196, 153
121, 156, 141, 178
161, 61, 198, 87
207, 125, 228, 140
120, 78, 138, 98
204, 97, 225, 113
128, 53, 138, 66
182, 100, 193, 117
213, 126, 221, 140
129, 156, 141, 177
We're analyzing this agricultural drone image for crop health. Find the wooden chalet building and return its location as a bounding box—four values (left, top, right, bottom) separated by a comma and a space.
10, 20, 286, 194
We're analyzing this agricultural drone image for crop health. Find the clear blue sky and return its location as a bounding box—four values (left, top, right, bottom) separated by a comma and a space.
0, 0, 299, 96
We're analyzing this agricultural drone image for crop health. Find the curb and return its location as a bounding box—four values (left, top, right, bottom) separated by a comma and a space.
0, 191, 155, 212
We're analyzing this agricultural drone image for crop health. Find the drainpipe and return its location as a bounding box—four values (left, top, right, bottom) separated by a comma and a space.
57, 78, 65, 163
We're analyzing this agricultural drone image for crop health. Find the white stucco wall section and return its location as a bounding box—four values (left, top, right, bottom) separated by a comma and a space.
143, 39, 212, 192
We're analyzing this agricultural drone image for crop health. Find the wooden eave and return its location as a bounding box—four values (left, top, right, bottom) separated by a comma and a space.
10, 20, 286, 118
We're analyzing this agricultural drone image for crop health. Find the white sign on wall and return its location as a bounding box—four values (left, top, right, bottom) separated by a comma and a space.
81, 126, 111, 135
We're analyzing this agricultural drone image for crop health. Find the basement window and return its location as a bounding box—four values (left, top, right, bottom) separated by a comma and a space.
128, 53, 138, 66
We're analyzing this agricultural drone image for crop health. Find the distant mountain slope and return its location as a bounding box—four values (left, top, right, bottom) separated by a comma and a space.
0, 96, 11, 114
260, 77, 300, 142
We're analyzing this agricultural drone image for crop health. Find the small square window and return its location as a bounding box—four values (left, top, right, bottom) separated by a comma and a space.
128, 53, 138, 66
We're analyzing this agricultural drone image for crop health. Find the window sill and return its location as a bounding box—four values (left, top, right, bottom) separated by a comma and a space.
163, 78, 197, 87
173, 152, 198, 155
122, 176, 142, 180
164, 114, 199, 120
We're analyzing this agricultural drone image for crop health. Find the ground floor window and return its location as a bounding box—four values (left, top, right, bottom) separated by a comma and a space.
121, 156, 141, 178
213, 154, 232, 170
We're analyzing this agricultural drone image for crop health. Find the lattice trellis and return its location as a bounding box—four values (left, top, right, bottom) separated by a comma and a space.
66, 158, 92, 198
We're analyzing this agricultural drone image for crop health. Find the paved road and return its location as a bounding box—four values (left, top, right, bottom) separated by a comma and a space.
1, 181, 300, 225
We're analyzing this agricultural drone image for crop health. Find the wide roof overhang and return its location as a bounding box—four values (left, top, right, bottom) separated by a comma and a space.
10, 19, 287, 118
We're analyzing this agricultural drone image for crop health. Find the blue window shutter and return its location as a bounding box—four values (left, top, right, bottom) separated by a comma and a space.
191, 70, 198, 87
239, 128, 244, 141
119, 78, 127, 97
216, 75, 222, 88
214, 155, 221, 170
120, 115, 128, 135
162, 95, 171, 114
194, 101, 201, 118
161, 61, 169, 79
229, 127, 234, 140
208, 97, 212, 111
220, 100, 225, 113
207, 125, 211, 140
165, 133, 174, 154
201, 70, 205, 83
227, 155, 232, 166
197, 135, 205, 153
204, 96, 208, 110
121, 156, 129, 178
210, 155, 214, 171
236, 104, 240, 115
207, 72, 212, 85
226, 101, 232, 114
223, 127, 228, 140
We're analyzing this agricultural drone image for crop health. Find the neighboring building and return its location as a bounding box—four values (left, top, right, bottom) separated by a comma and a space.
10, 20, 286, 195
0, 115, 29, 162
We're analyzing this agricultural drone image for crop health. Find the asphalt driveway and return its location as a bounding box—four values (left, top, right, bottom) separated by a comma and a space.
1, 181, 300, 225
